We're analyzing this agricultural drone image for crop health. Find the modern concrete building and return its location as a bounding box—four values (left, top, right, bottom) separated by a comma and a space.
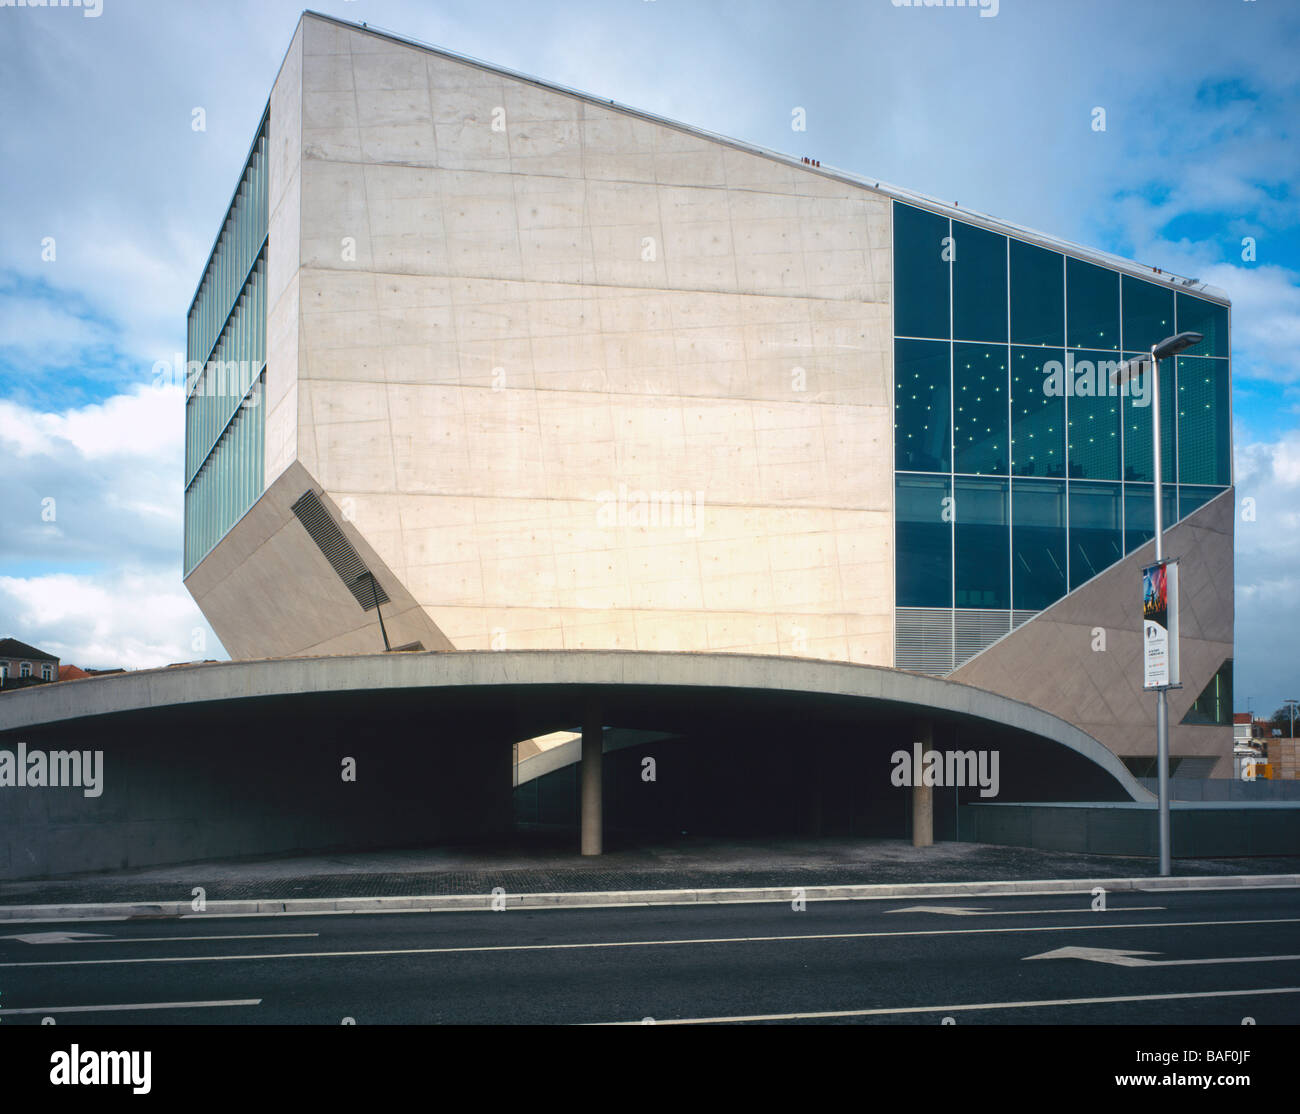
180, 11, 1233, 788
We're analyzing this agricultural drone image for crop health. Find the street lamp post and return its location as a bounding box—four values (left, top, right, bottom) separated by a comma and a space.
1146, 331, 1203, 876
1285, 698, 1299, 740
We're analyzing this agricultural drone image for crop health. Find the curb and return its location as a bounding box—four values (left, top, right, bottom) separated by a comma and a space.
1, 874, 1298, 924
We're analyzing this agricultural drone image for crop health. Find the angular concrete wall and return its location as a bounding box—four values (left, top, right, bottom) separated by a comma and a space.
184, 461, 453, 659
950, 489, 1235, 775
189, 11, 895, 665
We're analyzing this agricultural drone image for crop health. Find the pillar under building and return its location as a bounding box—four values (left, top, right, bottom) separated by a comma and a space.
912, 718, 934, 848
581, 699, 603, 856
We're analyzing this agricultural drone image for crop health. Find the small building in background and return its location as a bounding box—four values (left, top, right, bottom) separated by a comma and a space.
0, 638, 60, 690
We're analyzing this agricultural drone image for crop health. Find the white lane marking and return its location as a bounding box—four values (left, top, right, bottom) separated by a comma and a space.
1026, 945, 1300, 967
0, 931, 317, 945
889, 905, 1165, 916
0, 999, 261, 1016
1, 916, 1297, 969
598, 986, 1300, 1025
1, 932, 109, 944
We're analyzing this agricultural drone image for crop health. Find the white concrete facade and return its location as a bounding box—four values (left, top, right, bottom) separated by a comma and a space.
189, 11, 896, 665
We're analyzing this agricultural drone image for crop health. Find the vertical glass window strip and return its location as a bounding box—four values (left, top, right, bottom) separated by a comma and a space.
1122, 359, 1176, 484
895, 339, 952, 473
1066, 257, 1120, 350
1066, 350, 1122, 480
1010, 347, 1065, 478
1176, 293, 1229, 358
952, 342, 1009, 475
1121, 275, 1175, 354
954, 477, 1010, 609
896, 474, 954, 608
952, 221, 1008, 343
1011, 479, 1066, 610
1176, 355, 1230, 486
893, 202, 951, 340
1009, 240, 1064, 346
1068, 482, 1123, 589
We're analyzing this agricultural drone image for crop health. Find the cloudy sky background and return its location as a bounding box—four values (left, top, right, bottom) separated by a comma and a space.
1, 0, 1297, 714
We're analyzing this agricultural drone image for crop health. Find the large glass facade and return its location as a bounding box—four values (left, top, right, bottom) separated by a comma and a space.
183, 114, 269, 575
892, 200, 1231, 673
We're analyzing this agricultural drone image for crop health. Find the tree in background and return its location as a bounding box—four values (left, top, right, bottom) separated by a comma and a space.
1269, 707, 1297, 738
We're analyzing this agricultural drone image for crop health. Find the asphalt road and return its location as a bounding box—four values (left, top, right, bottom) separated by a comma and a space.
2, 887, 1299, 1025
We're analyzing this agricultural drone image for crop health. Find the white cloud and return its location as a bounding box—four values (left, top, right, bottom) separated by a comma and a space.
0, 571, 216, 671
0, 383, 182, 460
0, 385, 223, 668
1234, 429, 1300, 716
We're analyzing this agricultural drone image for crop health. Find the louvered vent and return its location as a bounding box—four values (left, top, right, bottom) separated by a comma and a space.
290, 490, 390, 611
953, 609, 1013, 669
895, 608, 953, 676
897, 608, 1040, 675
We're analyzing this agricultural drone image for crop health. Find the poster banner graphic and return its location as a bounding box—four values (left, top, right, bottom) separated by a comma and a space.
1142, 559, 1180, 689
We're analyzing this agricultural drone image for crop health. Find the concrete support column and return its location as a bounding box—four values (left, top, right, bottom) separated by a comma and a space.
911, 718, 934, 848
580, 699, 603, 856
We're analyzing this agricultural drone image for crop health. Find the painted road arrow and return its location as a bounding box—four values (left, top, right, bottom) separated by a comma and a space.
1025, 945, 1300, 967
888, 906, 989, 915
1, 932, 110, 944
890, 906, 1164, 916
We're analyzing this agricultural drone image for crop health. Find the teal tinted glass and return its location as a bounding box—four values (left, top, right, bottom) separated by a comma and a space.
1066, 257, 1120, 350
1066, 350, 1122, 480
1121, 275, 1176, 353
1122, 358, 1176, 483
953, 342, 1009, 475
1012, 478, 1066, 610
1069, 482, 1122, 589
894, 202, 950, 340
895, 339, 951, 472
1179, 484, 1226, 520
1177, 355, 1231, 485
1010, 347, 1065, 477
953, 221, 1007, 343
1176, 293, 1229, 357
1123, 483, 1178, 554
1183, 660, 1233, 725
896, 474, 953, 607
1009, 239, 1064, 347
955, 477, 1009, 609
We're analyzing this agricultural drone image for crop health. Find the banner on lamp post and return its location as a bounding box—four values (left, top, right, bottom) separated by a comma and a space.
1142, 558, 1180, 690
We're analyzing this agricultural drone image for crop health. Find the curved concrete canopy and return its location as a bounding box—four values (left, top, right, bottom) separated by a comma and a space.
0, 650, 1152, 802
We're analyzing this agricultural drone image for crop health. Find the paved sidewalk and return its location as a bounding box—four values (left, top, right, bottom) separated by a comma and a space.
4, 835, 1300, 906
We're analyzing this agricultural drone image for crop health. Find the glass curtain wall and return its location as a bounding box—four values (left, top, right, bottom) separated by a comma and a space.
893, 200, 1231, 673
183, 114, 270, 575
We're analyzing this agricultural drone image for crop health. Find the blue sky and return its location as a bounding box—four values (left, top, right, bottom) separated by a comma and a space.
1, 0, 1297, 715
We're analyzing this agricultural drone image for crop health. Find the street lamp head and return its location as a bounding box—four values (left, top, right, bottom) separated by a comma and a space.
1151, 331, 1204, 361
